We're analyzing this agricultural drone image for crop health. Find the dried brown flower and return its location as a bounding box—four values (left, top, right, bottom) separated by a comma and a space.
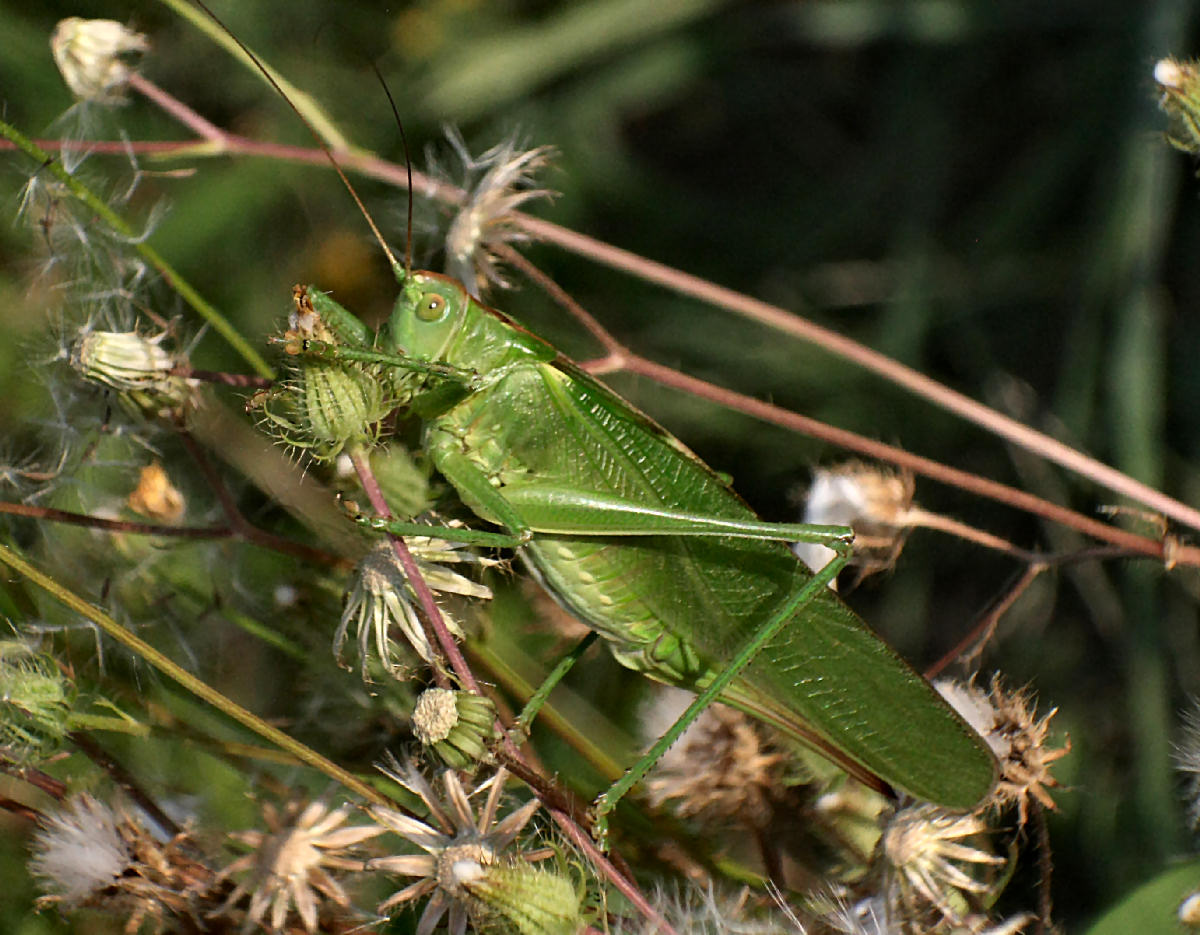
937, 676, 1069, 823
643, 692, 789, 828
30, 794, 214, 934
214, 800, 382, 933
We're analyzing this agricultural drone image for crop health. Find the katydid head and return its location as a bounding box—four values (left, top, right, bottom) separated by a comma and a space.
385, 270, 473, 363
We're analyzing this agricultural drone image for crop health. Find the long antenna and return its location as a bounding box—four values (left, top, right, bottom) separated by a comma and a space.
191, 1, 401, 273
370, 64, 414, 278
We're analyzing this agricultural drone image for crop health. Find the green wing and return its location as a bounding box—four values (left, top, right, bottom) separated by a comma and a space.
437, 358, 997, 808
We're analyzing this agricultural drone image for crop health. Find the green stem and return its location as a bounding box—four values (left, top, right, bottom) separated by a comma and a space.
471, 635, 625, 782
0, 542, 388, 807
515, 632, 598, 732
0, 118, 273, 379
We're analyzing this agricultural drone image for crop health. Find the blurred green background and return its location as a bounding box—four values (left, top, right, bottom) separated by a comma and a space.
2, 0, 1200, 930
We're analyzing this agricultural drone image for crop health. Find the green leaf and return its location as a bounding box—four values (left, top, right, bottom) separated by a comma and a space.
1083, 859, 1200, 935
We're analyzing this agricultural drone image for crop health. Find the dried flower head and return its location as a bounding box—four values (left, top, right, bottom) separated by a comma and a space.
412, 687, 498, 770
1155, 57, 1200, 154
443, 130, 557, 297
127, 461, 186, 522
812, 895, 893, 935
1181, 890, 1200, 928
71, 328, 197, 420
643, 691, 788, 828
30, 794, 214, 932
880, 805, 1005, 926
367, 759, 573, 935
336, 535, 495, 679
215, 800, 383, 933
0, 641, 73, 765
51, 17, 149, 104
812, 893, 1031, 935
936, 676, 1069, 824
613, 883, 795, 935
794, 463, 915, 580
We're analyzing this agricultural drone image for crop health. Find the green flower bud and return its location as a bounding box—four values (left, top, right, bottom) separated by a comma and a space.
71, 329, 195, 418
463, 860, 582, 935
0, 642, 73, 764
412, 688, 497, 770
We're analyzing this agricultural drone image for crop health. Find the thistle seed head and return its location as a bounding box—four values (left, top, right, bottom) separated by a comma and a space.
880, 804, 1005, 926
30, 794, 131, 909
367, 760, 554, 935
442, 130, 557, 298
1180, 890, 1200, 928
71, 329, 196, 419
643, 692, 789, 828
51, 18, 149, 105
936, 676, 1069, 824
214, 800, 383, 933
795, 462, 915, 580
30, 794, 214, 930
1174, 700, 1200, 830
336, 536, 494, 679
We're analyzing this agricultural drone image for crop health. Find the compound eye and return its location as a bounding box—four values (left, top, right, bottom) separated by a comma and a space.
417, 293, 447, 322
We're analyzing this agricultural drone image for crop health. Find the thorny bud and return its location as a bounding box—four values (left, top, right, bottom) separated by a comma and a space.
127, 461, 186, 522
71, 329, 196, 419
252, 299, 394, 460
0, 641, 72, 765
795, 462, 915, 581
937, 676, 1069, 824
250, 363, 389, 461
1155, 57, 1200, 154
51, 18, 148, 105
412, 687, 498, 770
459, 860, 583, 935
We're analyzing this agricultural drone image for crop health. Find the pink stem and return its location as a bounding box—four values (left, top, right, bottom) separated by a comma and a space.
348, 449, 478, 691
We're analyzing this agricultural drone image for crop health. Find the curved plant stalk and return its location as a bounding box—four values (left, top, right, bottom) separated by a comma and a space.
32, 79, 1198, 550
508, 212, 1200, 538
0, 541, 390, 808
